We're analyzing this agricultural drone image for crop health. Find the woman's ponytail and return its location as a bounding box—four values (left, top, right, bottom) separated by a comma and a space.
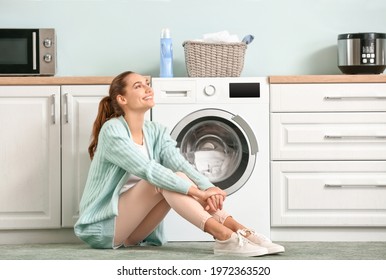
88, 96, 113, 159
88, 71, 133, 159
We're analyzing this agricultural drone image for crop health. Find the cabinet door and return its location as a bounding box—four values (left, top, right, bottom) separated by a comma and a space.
61, 85, 109, 227
0, 86, 61, 229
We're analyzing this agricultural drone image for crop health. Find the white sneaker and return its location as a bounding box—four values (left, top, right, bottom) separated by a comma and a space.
239, 229, 285, 254
214, 230, 269, 257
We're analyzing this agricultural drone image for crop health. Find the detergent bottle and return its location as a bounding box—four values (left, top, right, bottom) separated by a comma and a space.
160, 28, 173, 77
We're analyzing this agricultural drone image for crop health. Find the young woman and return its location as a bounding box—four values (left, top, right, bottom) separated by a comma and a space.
74, 71, 284, 257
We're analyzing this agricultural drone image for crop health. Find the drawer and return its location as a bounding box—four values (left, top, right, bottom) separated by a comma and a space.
152, 78, 197, 104
271, 161, 386, 226
271, 112, 386, 160
270, 83, 386, 112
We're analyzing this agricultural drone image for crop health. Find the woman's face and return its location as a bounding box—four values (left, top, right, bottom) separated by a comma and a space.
119, 73, 154, 112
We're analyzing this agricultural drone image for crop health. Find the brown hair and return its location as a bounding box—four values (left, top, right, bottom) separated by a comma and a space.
88, 71, 134, 159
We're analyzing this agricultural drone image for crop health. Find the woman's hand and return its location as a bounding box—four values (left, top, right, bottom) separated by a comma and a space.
187, 185, 227, 212
202, 187, 227, 212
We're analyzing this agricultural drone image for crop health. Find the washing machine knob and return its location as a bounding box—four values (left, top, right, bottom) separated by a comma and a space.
204, 85, 216, 96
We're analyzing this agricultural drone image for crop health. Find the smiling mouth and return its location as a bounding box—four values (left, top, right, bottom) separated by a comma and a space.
143, 96, 153, 101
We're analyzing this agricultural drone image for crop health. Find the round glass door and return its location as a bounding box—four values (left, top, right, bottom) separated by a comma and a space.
171, 109, 257, 195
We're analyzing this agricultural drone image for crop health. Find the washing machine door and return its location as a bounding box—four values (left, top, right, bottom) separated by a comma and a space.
171, 109, 258, 195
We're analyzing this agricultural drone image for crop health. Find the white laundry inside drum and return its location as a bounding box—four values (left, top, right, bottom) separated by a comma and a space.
180, 120, 243, 183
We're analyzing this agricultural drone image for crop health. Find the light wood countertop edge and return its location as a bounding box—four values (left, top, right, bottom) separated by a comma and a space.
2, 75, 386, 85
269, 75, 386, 84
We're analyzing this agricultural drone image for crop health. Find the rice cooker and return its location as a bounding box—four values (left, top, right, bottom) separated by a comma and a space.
338, 32, 386, 74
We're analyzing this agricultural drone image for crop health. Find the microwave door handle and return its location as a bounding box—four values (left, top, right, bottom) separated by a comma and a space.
32, 32, 37, 70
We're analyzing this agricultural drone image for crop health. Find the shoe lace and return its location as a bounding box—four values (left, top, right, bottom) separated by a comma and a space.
235, 230, 248, 247
239, 228, 271, 242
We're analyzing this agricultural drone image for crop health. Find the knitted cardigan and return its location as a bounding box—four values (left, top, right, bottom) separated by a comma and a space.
74, 116, 213, 248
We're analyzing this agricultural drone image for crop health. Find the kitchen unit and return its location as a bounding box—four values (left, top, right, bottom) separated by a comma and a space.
2, 74, 386, 244
0, 77, 112, 243
270, 75, 386, 241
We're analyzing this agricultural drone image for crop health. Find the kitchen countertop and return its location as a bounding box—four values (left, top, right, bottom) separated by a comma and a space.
269, 74, 386, 84
0, 76, 114, 85
1, 75, 386, 85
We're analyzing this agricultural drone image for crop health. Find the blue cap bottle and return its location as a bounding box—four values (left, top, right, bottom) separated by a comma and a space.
160, 28, 173, 77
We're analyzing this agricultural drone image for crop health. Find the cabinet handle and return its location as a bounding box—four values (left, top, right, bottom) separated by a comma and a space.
324, 135, 386, 140
64, 93, 69, 124
51, 94, 56, 124
325, 184, 386, 188
324, 96, 386, 101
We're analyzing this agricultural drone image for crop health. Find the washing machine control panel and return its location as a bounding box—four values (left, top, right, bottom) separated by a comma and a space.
152, 77, 269, 104
197, 79, 265, 103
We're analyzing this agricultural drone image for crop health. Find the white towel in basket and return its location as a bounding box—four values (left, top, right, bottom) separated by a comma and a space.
197, 30, 240, 43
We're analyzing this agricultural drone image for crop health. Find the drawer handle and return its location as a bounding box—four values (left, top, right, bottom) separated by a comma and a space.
324, 135, 386, 140
324, 96, 386, 100
325, 184, 386, 188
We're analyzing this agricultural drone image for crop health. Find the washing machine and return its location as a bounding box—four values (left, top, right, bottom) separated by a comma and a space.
151, 77, 270, 241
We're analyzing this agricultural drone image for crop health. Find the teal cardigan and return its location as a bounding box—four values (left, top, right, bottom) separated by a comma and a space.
74, 116, 213, 248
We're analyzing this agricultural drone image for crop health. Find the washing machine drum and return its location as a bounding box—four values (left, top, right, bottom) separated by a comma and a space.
171, 110, 257, 195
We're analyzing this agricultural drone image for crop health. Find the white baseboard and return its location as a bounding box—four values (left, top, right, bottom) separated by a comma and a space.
271, 227, 386, 242
0, 229, 81, 245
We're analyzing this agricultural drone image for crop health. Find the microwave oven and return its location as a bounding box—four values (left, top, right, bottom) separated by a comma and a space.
0, 28, 56, 76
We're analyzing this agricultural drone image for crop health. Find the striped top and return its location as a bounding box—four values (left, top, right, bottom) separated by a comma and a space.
74, 116, 213, 248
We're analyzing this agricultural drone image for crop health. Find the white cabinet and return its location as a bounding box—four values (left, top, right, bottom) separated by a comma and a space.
61, 85, 108, 227
270, 82, 386, 227
0, 86, 61, 229
0, 84, 109, 230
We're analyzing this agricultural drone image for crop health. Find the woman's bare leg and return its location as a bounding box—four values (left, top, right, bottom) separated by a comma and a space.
124, 199, 171, 245
114, 172, 247, 247
223, 216, 247, 232
114, 180, 170, 247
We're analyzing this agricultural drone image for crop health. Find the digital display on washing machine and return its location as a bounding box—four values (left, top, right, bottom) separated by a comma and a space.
229, 83, 260, 98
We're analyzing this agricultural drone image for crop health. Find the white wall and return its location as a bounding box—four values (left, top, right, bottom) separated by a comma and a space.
1, 0, 385, 77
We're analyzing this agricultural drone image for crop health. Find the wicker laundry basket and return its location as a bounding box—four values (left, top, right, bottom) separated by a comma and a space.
183, 41, 247, 77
